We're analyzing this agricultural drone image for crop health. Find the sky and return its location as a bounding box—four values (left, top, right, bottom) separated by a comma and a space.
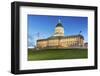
28, 15, 88, 48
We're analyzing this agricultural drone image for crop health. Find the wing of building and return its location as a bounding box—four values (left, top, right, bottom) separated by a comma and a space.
37, 19, 84, 49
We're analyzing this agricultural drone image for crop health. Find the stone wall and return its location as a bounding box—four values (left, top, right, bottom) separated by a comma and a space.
37, 36, 84, 49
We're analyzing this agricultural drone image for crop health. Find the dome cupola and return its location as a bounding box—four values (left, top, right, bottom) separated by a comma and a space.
53, 19, 64, 36
56, 23, 63, 27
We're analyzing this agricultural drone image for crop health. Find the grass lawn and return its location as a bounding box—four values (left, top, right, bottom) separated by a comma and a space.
28, 48, 88, 61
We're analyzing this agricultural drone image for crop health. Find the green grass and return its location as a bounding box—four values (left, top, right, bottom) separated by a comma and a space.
28, 48, 88, 61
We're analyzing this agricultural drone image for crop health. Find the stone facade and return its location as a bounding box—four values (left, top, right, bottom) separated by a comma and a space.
37, 35, 84, 49
36, 19, 84, 49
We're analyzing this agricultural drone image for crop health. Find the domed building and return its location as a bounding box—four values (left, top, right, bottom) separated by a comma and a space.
37, 19, 84, 49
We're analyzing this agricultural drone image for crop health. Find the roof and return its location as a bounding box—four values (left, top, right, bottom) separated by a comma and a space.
37, 34, 84, 41
48, 34, 84, 39
56, 23, 63, 27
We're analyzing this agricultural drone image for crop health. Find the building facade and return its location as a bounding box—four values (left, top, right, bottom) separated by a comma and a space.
37, 20, 84, 49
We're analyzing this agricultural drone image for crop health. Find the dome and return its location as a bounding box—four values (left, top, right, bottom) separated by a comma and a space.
56, 23, 63, 27
53, 19, 64, 36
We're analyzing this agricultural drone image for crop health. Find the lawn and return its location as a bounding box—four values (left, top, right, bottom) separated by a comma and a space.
28, 48, 88, 61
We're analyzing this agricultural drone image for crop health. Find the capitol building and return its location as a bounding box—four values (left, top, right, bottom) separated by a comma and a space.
37, 19, 84, 49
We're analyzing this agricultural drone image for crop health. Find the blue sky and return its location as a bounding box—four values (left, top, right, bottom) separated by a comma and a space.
28, 15, 88, 48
